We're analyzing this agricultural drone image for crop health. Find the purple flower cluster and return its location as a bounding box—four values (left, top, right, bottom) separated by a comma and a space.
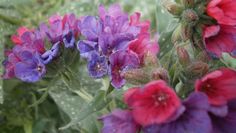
3, 14, 80, 82
77, 4, 158, 88
3, 4, 159, 88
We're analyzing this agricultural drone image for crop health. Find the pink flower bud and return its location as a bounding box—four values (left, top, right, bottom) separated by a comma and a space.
151, 68, 169, 82
163, 1, 183, 16
187, 61, 209, 76
177, 46, 191, 65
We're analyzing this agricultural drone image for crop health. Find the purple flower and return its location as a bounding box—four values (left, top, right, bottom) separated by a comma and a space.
17, 31, 46, 54
63, 31, 75, 48
78, 16, 102, 41
42, 14, 79, 45
87, 53, 108, 78
14, 50, 46, 82
77, 40, 98, 58
41, 42, 60, 64
98, 4, 128, 20
143, 92, 212, 133
99, 109, 140, 133
109, 50, 140, 88
209, 99, 236, 133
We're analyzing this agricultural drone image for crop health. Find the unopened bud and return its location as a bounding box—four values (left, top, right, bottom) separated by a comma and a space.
177, 47, 191, 65
151, 68, 169, 82
181, 0, 194, 7
123, 69, 150, 85
192, 34, 205, 50
180, 23, 193, 41
144, 52, 158, 67
182, 9, 199, 26
163, 1, 183, 16
171, 24, 182, 43
187, 61, 209, 76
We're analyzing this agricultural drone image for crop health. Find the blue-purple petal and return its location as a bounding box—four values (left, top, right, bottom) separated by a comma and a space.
77, 40, 98, 58
99, 109, 140, 133
87, 53, 108, 78
143, 92, 212, 133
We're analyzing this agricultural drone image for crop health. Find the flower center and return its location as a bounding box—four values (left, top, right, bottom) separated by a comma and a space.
95, 63, 102, 71
152, 93, 169, 107
37, 66, 43, 72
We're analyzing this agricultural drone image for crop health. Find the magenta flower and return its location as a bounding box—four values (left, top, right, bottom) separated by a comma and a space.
128, 34, 159, 64
195, 68, 236, 106
99, 109, 140, 133
207, 0, 236, 26
109, 50, 140, 88
124, 80, 182, 126
11, 26, 32, 45
203, 25, 236, 58
143, 92, 212, 133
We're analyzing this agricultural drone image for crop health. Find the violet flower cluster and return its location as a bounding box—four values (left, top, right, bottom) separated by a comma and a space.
3, 14, 79, 82
3, 4, 158, 89
77, 4, 158, 88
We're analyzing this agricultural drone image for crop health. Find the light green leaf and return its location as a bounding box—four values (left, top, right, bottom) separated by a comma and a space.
221, 53, 236, 69
58, 90, 111, 130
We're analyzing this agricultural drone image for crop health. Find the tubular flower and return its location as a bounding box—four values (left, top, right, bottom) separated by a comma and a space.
207, 0, 236, 26
203, 25, 236, 58
195, 68, 236, 106
124, 80, 181, 126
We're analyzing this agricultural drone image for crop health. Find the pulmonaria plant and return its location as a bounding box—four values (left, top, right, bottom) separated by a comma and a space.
2, 1, 236, 133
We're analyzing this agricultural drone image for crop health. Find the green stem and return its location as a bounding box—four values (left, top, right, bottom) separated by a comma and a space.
23, 120, 32, 133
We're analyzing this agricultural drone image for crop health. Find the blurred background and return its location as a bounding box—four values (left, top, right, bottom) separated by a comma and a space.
0, 0, 175, 133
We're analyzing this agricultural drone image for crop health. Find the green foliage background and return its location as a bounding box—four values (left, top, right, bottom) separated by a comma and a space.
2, 0, 234, 133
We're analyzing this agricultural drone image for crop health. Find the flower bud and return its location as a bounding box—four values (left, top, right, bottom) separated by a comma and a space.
180, 23, 192, 41
151, 68, 169, 82
192, 34, 205, 50
181, 0, 194, 7
171, 24, 182, 43
123, 68, 150, 85
144, 52, 158, 68
182, 9, 199, 26
187, 61, 209, 76
163, 1, 183, 16
177, 46, 191, 65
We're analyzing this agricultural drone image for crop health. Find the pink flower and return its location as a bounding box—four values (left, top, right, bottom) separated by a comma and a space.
207, 0, 236, 26
128, 34, 159, 64
203, 25, 236, 58
129, 12, 150, 35
124, 80, 181, 126
195, 68, 236, 106
11, 26, 31, 45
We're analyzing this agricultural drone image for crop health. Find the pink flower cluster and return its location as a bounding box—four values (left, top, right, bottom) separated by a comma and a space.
100, 68, 236, 133
204, 0, 236, 58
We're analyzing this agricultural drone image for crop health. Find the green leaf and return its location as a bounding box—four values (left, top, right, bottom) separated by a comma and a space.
221, 53, 236, 69
58, 90, 111, 130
